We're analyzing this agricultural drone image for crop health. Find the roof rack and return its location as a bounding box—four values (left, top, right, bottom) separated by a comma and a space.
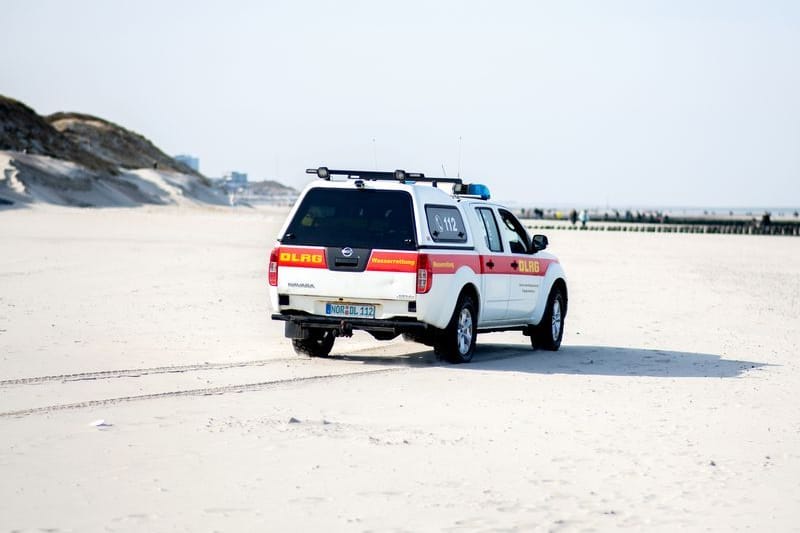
306, 167, 462, 186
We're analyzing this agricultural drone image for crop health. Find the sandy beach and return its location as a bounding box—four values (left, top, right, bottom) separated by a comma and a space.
1, 205, 799, 531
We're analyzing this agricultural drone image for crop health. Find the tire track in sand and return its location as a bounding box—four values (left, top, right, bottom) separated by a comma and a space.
0, 367, 403, 418
0, 357, 302, 386
0, 345, 533, 418
0, 340, 432, 387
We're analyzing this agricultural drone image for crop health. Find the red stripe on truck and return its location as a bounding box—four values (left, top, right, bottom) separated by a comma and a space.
366, 251, 417, 273
479, 255, 557, 276
277, 246, 328, 268
426, 254, 481, 274
275, 247, 556, 277
365, 252, 481, 274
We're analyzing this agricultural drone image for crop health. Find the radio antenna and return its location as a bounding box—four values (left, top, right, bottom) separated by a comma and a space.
441, 164, 447, 176
372, 138, 377, 170
457, 136, 462, 178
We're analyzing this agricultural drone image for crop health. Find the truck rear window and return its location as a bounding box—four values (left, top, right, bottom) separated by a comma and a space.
281, 188, 417, 250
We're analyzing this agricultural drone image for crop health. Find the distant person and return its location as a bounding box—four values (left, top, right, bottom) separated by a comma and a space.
579, 209, 589, 228
569, 209, 577, 226
153, 161, 158, 169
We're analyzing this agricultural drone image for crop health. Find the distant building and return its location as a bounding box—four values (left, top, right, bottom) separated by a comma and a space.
174, 154, 199, 172
222, 171, 248, 192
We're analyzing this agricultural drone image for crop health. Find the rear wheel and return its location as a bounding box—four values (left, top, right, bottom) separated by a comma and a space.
292, 329, 335, 357
436, 295, 477, 363
531, 287, 565, 351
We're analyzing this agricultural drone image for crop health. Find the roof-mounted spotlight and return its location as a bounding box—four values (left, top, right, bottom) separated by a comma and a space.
394, 169, 407, 182
306, 167, 330, 180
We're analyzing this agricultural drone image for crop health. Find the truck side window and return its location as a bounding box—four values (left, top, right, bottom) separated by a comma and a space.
425, 205, 467, 243
476, 207, 503, 252
498, 209, 530, 254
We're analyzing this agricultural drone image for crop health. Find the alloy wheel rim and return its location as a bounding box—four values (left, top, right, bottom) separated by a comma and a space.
551, 299, 562, 340
457, 308, 473, 355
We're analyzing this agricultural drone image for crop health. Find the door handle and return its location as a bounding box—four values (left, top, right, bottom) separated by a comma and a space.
486, 260, 495, 269
510, 261, 519, 269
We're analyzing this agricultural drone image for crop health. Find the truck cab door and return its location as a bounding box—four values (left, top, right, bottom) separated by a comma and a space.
473, 207, 509, 324
497, 209, 540, 321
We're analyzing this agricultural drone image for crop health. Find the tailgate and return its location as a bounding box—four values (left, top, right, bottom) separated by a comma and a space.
276, 246, 417, 301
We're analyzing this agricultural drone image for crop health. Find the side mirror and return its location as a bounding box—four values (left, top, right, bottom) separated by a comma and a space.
531, 234, 548, 252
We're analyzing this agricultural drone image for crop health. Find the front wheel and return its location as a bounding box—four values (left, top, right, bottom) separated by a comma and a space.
532, 287, 565, 351
436, 295, 477, 363
292, 329, 335, 357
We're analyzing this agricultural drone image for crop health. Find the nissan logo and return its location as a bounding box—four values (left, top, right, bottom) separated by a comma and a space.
341, 247, 353, 257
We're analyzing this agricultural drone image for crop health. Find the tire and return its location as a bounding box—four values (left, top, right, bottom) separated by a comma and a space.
292, 329, 335, 357
436, 294, 477, 363
532, 286, 565, 351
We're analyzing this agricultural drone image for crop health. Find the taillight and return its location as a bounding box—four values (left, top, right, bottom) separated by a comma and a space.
416, 253, 432, 294
268, 247, 279, 286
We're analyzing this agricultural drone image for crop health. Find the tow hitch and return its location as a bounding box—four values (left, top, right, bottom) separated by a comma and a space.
336, 320, 354, 338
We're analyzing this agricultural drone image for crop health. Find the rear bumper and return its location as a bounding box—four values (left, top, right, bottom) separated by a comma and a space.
272, 312, 428, 338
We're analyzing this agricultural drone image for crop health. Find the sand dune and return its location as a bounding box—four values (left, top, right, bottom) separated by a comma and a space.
1, 151, 227, 207
1, 205, 798, 531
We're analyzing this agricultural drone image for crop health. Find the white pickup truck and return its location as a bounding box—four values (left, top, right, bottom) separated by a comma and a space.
269, 167, 568, 363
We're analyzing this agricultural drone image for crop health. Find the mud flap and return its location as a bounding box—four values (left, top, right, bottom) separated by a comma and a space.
284, 321, 310, 339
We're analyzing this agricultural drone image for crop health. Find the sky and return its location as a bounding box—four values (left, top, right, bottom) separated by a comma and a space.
1, 0, 798, 207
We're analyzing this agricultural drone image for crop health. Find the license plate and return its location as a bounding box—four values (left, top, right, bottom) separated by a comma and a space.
325, 303, 376, 319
